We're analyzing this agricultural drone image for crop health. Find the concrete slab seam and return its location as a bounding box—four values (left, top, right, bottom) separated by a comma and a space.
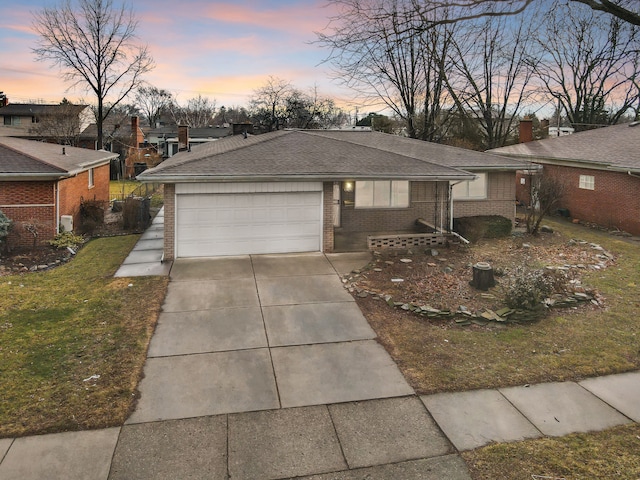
576, 381, 637, 424
0, 438, 14, 464
415, 394, 459, 455
105, 426, 123, 480
251, 254, 283, 411
325, 403, 353, 469
495, 388, 545, 438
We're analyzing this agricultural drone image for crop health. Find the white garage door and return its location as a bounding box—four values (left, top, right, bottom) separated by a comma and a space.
176, 187, 323, 257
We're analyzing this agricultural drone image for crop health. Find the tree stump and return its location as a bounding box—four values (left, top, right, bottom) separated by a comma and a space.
470, 262, 495, 291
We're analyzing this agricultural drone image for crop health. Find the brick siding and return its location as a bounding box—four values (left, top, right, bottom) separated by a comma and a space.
322, 182, 334, 252
543, 164, 640, 235
0, 181, 56, 247
454, 171, 516, 224
163, 184, 176, 261
58, 164, 110, 229
340, 181, 450, 233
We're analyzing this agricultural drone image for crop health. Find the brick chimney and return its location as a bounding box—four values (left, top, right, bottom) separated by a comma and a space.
178, 125, 189, 152
519, 117, 533, 143
0, 92, 7, 107
131, 116, 144, 147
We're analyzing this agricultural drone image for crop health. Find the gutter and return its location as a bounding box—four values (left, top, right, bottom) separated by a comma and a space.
136, 173, 477, 183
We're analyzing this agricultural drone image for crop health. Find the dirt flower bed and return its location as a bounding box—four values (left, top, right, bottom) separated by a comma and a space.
346, 230, 612, 324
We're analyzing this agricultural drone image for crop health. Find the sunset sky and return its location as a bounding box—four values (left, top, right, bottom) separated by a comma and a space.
0, 1, 365, 113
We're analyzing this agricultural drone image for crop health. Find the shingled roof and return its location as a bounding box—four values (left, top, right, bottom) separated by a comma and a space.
138, 129, 522, 182
0, 137, 118, 180
0, 103, 88, 117
489, 123, 640, 173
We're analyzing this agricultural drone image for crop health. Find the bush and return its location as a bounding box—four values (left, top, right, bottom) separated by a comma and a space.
49, 232, 84, 250
0, 210, 12, 250
79, 198, 106, 235
454, 216, 512, 242
504, 267, 562, 310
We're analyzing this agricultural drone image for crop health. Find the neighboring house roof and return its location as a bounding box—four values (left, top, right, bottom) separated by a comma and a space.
489, 123, 640, 173
147, 126, 232, 139
309, 130, 528, 171
0, 137, 118, 180
0, 103, 89, 117
138, 129, 497, 183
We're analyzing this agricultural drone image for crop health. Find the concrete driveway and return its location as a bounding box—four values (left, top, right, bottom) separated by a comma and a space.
128, 252, 414, 424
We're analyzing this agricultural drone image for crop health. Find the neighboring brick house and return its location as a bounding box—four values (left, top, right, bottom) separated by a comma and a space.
0, 138, 117, 248
138, 129, 529, 259
490, 123, 640, 235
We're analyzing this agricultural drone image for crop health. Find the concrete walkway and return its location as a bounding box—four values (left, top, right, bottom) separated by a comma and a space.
114, 207, 171, 277
1, 242, 639, 478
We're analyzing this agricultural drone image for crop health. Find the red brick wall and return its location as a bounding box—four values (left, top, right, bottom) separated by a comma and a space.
542, 164, 640, 235
0, 181, 56, 247
58, 164, 110, 229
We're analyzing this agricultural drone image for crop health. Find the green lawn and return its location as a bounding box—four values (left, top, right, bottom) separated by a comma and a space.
0, 236, 167, 437
109, 180, 141, 199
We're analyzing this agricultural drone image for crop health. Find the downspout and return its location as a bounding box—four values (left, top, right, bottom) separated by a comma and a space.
628, 171, 640, 179
55, 182, 60, 234
448, 180, 471, 244
449, 181, 464, 231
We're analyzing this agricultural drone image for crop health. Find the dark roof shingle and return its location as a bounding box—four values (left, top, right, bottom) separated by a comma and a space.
489, 123, 640, 172
0, 137, 118, 178
140, 130, 526, 182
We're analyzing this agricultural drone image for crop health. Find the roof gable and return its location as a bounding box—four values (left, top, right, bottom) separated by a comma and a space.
489, 123, 640, 171
0, 137, 118, 178
139, 130, 478, 181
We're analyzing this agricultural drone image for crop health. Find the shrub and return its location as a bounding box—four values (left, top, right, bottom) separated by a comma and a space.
0, 210, 12, 250
504, 267, 562, 310
79, 197, 106, 235
49, 232, 84, 250
454, 216, 512, 242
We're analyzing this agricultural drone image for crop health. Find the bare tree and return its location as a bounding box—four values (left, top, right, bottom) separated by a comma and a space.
524, 170, 566, 235
32, 0, 154, 150
317, 0, 453, 140
249, 77, 293, 131
532, 4, 640, 131
169, 94, 217, 128
28, 99, 88, 146
443, 11, 538, 149
408, 0, 640, 27
135, 85, 173, 127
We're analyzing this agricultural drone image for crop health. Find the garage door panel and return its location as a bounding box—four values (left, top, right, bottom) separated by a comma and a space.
176, 191, 322, 257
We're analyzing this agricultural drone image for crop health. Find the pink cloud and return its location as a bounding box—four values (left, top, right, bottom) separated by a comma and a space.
201, 2, 335, 36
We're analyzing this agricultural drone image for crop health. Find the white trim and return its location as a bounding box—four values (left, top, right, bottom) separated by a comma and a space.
176, 182, 323, 195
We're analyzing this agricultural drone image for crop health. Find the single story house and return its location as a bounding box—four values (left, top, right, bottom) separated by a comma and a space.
489, 123, 640, 236
138, 129, 530, 259
0, 138, 117, 248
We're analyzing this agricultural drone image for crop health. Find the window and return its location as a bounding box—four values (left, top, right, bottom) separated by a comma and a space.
88, 168, 95, 188
579, 175, 594, 190
355, 181, 409, 208
3, 116, 20, 126
452, 173, 487, 199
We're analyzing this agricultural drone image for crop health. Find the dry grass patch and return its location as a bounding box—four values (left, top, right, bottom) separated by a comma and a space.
355, 218, 640, 394
463, 424, 640, 479
0, 235, 168, 437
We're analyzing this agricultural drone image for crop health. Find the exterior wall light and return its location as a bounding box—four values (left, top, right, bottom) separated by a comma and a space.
343, 181, 354, 192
